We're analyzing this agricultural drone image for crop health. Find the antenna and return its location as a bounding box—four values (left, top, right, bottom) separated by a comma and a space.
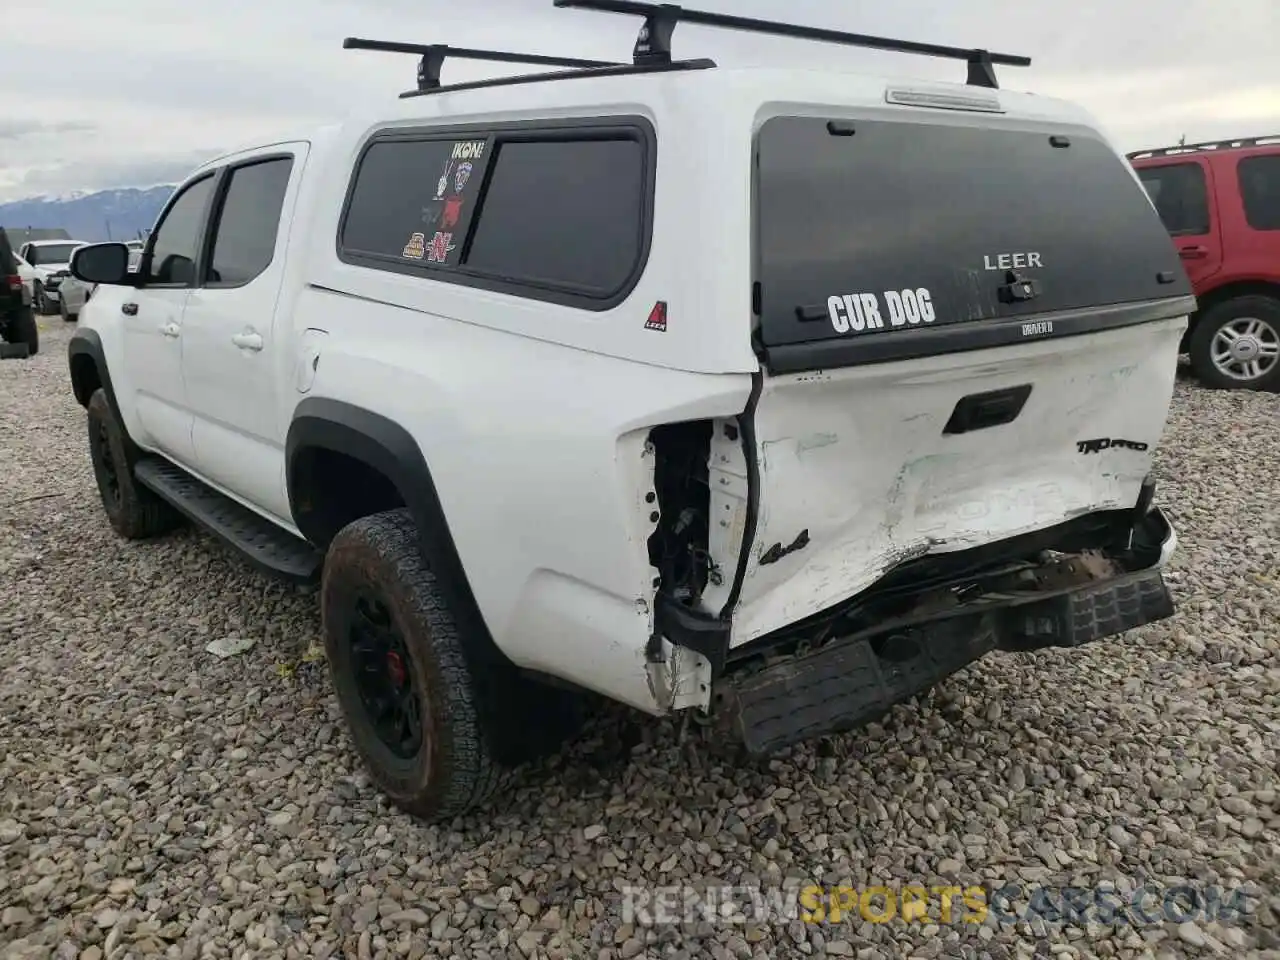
553, 0, 1031, 89
343, 38, 620, 94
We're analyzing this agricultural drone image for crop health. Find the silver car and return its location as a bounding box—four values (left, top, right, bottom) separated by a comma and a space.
58, 274, 95, 321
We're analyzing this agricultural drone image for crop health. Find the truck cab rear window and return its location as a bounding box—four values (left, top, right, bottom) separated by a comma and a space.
339, 126, 651, 308
755, 116, 1189, 354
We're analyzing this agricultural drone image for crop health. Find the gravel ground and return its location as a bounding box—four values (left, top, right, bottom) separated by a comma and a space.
1, 320, 1277, 960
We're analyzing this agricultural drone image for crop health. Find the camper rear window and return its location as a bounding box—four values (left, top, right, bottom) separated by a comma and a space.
755, 116, 1189, 354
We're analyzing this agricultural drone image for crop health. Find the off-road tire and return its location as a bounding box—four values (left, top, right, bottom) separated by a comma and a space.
86, 389, 181, 539
321, 509, 506, 820
8, 307, 38, 356
1189, 295, 1280, 391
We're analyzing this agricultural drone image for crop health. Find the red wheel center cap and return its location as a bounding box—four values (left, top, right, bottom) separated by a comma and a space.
386, 651, 406, 687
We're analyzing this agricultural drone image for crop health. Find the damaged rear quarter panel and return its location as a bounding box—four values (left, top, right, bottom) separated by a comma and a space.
301, 287, 754, 715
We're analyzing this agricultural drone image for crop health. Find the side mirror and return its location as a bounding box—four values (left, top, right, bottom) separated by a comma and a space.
71, 243, 132, 286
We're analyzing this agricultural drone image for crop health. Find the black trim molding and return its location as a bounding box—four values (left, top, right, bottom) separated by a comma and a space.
286, 398, 442, 551
761, 295, 1198, 375
66, 328, 124, 418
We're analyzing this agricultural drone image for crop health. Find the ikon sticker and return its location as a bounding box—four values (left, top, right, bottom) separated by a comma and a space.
452, 140, 486, 161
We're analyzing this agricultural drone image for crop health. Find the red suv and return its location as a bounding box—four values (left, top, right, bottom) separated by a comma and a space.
1129, 135, 1280, 390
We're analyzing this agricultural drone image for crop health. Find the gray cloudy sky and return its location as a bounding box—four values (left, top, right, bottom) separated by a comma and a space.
2, 0, 1276, 201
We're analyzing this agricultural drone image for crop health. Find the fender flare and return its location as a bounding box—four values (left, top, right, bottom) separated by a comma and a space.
67, 328, 130, 438
285, 397, 503, 659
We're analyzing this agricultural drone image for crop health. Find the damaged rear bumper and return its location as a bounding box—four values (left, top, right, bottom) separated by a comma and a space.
720, 506, 1178, 756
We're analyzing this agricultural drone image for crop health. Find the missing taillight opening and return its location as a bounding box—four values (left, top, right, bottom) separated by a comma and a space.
646, 421, 718, 607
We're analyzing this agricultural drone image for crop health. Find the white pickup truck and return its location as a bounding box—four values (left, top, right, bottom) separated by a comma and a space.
67, 0, 1191, 820
19, 238, 85, 315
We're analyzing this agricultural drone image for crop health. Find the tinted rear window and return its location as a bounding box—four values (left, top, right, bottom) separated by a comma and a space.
1136, 162, 1211, 235
339, 126, 651, 308
207, 157, 294, 286
1239, 154, 1280, 231
465, 139, 646, 296
755, 117, 1189, 349
341, 137, 489, 268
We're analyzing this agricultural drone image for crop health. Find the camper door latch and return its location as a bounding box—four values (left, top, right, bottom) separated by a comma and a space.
998, 270, 1042, 303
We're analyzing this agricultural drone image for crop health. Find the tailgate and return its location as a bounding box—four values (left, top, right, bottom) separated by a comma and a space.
728, 316, 1188, 645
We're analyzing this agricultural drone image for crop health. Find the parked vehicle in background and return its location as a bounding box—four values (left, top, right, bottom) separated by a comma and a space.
13, 251, 36, 300
67, 0, 1187, 821
0, 228, 39, 355
125, 240, 144, 272
1130, 135, 1280, 390
18, 239, 85, 315
58, 274, 96, 321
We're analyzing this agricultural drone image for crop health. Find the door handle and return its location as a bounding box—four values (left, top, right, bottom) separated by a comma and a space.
1179, 245, 1209, 260
122, 302, 138, 316
232, 331, 264, 352
159, 322, 180, 339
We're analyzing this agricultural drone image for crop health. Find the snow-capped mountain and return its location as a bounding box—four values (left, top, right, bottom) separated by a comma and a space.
0, 185, 176, 243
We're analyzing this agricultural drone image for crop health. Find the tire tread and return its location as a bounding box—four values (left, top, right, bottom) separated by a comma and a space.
87, 389, 181, 539
323, 509, 505, 819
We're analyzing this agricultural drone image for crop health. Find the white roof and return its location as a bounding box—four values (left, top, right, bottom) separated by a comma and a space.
356, 64, 1097, 133
180, 64, 1108, 189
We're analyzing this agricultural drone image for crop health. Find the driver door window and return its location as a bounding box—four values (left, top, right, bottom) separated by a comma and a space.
145, 175, 216, 286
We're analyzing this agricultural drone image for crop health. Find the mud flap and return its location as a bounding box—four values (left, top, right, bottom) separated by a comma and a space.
724, 567, 1174, 756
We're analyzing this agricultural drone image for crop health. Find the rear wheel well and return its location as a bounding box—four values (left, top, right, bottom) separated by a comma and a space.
69, 353, 102, 408
289, 446, 405, 550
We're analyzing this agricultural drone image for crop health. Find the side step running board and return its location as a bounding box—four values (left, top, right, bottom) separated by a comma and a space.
134, 457, 323, 584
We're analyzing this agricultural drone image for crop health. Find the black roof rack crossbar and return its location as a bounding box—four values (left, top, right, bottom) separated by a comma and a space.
1127, 134, 1280, 160
553, 0, 1031, 89
396, 58, 717, 99
343, 37, 622, 94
